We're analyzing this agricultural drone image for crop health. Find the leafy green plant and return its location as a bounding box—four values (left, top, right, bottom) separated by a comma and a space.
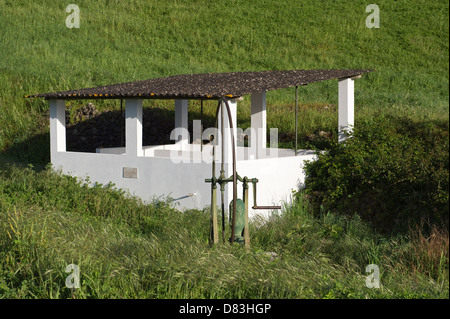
302, 115, 449, 234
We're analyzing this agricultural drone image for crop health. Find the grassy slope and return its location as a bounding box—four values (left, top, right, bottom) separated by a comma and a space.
0, 163, 448, 298
0, 0, 449, 299
0, 0, 448, 151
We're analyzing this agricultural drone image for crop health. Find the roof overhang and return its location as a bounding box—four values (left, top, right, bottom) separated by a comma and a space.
25, 69, 374, 100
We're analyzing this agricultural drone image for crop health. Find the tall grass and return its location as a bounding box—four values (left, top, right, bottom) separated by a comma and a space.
0, 163, 448, 298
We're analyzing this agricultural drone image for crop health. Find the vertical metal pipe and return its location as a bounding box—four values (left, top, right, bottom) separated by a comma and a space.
210, 182, 218, 245
220, 101, 226, 243
220, 192, 225, 243
243, 178, 250, 250
220, 101, 224, 163
212, 100, 224, 244
295, 86, 298, 156
253, 180, 257, 207
210, 103, 218, 246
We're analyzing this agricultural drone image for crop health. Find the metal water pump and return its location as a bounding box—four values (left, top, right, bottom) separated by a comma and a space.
205, 98, 280, 248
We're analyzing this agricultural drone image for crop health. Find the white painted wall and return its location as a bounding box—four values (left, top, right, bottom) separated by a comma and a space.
53, 151, 212, 210
232, 151, 316, 219
52, 146, 315, 220
49, 95, 319, 220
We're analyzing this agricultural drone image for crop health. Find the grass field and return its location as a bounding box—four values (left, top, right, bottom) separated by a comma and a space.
0, 0, 448, 299
0, 163, 448, 298
1, 0, 448, 152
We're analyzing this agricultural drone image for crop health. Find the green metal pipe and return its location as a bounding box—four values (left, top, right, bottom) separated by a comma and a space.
210, 182, 218, 245
243, 177, 250, 249
295, 86, 298, 156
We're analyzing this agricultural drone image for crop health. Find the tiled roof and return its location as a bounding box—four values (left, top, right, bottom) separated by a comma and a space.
26, 69, 373, 100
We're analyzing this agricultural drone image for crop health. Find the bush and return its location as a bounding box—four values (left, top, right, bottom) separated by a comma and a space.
302, 115, 449, 234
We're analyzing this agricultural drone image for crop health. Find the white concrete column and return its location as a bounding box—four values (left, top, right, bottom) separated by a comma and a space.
125, 99, 143, 157
338, 78, 355, 143
251, 91, 267, 158
218, 99, 237, 164
49, 99, 66, 162
174, 99, 189, 145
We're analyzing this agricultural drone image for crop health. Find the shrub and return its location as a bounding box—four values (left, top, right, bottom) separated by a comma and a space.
302, 115, 449, 234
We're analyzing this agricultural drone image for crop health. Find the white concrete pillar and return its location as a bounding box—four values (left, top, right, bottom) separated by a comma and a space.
125, 99, 143, 157
49, 99, 66, 162
338, 78, 355, 143
174, 99, 189, 145
218, 99, 237, 164
251, 91, 267, 158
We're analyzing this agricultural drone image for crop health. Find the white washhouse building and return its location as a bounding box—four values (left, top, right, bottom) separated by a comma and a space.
27, 69, 373, 219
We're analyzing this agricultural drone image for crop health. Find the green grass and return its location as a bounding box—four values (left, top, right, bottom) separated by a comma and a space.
0, 0, 449, 299
1, 0, 449, 153
0, 163, 447, 298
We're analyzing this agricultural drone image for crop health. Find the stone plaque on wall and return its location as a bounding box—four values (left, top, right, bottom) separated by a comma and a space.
123, 167, 138, 179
